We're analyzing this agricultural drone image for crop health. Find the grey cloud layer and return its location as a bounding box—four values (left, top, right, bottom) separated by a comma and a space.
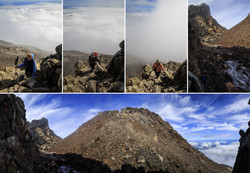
127, 0, 187, 63
0, 3, 62, 52
64, 7, 124, 54
190, 141, 239, 167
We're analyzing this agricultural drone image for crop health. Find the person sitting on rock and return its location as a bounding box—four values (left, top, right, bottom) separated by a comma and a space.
16, 53, 36, 79
152, 59, 166, 78
89, 52, 100, 71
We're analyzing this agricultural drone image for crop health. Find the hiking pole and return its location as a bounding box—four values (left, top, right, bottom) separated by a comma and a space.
14, 56, 19, 79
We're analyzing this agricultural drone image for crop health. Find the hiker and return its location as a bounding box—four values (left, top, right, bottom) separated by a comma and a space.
152, 59, 166, 78
201, 70, 206, 85
89, 52, 100, 71
16, 53, 36, 79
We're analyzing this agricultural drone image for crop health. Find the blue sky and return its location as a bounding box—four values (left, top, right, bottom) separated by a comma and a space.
189, 0, 250, 29
17, 94, 249, 141
17, 93, 249, 167
127, 0, 157, 12
64, 0, 123, 8
0, 0, 61, 6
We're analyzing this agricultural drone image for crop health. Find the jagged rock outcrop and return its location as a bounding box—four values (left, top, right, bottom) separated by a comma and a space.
52, 107, 231, 172
27, 117, 61, 152
36, 44, 62, 91
0, 44, 62, 92
126, 61, 187, 93
0, 95, 39, 173
63, 40, 124, 92
233, 121, 250, 173
188, 3, 226, 46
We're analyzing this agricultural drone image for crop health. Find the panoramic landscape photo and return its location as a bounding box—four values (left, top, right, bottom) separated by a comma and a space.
63, 0, 124, 93
188, 0, 250, 92
0, 0, 62, 92
126, 0, 187, 93
0, 94, 249, 172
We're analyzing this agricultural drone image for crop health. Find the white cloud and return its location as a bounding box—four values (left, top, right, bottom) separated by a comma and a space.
80, 108, 103, 123
0, 3, 62, 52
215, 98, 250, 115
127, 0, 187, 63
17, 94, 103, 138
188, 0, 215, 5
179, 96, 191, 105
64, 7, 124, 54
191, 141, 239, 167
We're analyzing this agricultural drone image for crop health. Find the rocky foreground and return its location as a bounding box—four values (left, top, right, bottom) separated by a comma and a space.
64, 41, 124, 93
126, 61, 187, 93
0, 44, 62, 92
188, 3, 250, 92
233, 121, 250, 173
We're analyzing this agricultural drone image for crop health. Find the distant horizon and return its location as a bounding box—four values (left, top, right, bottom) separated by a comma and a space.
0, 1, 61, 6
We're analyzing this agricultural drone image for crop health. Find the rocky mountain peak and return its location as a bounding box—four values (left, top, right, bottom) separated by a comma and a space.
189, 3, 211, 18
29, 117, 49, 129
28, 117, 61, 152
188, 3, 226, 45
52, 107, 231, 172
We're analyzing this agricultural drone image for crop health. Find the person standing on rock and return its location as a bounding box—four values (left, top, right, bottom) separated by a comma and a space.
89, 52, 100, 71
152, 59, 167, 78
16, 53, 36, 79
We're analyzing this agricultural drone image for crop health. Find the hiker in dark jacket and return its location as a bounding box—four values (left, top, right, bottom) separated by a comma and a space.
16, 53, 36, 79
89, 52, 100, 71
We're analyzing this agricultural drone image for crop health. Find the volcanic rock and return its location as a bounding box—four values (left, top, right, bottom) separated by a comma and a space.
51, 107, 231, 172
27, 117, 61, 152
188, 4, 250, 92
188, 3, 226, 46
126, 61, 187, 93
0, 44, 62, 92
233, 121, 250, 173
63, 40, 124, 92
0, 94, 39, 173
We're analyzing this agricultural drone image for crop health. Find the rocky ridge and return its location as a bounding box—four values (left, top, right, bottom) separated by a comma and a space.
0, 44, 62, 92
188, 3, 226, 46
27, 117, 61, 152
126, 60, 187, 93
188, 4, 250, 92
52, 107, 231, 172
0, 95, 39, 173
63, 40, 124, 92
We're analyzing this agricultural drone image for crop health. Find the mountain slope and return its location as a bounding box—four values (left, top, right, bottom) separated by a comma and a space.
52, 107, 231, 172
0, 40, 50, 68
213, 14, 250, 48
63, 50, 90, 76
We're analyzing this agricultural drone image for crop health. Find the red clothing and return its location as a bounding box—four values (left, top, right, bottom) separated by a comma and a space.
153, 62, 165, 73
